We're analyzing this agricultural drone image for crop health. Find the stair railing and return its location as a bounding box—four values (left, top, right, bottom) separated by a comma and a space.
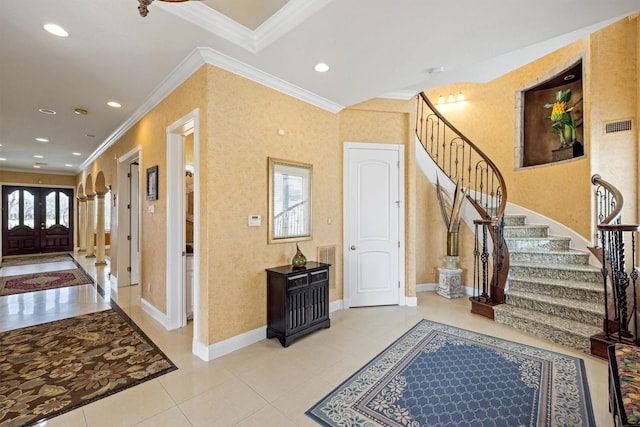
591, 174, 639, 346
416, 93, 508, 316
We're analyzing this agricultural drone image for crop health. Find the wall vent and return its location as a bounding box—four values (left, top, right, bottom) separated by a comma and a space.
604, 119, 633, 135
317, 245, 336, 289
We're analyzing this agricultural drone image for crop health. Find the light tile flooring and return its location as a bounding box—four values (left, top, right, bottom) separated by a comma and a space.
0, 253, 611, 427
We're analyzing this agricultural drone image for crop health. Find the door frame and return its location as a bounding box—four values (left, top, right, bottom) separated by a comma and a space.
343, 142, 406, 308
166, 108, 202, 357
1, 183, 75, 256
117, 146, 141, 287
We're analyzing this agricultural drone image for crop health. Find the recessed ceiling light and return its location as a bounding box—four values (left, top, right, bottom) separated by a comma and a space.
34, 155, 44, 159
0, 158, 6, 161
35, 138, 49, 142
74, 108, 88, 115
107, 101, 121, 108
314, 62, 330, 73
72, 152, 82, 156
65, 164, 73, 167
43, 23, 69, 38
564, 74, 576, 81
39, 108, 57, 115
33, 165, 41, 169
86, 134, 96, 138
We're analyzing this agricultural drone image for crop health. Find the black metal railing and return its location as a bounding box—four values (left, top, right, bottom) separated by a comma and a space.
416, 93, 508, 314
591, 174, 639, 346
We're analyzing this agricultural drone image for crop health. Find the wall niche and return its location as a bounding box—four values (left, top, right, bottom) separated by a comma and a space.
520, 60, 584, 167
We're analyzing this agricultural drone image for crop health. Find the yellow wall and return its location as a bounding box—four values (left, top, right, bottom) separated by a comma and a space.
201, 65, 342, 343
1, 171, 75, 187
70, 16, 638, 350
425, 17, 638, 240
77, 67, 209, 316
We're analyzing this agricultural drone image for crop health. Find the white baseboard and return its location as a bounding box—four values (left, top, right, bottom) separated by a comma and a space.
140, 298, 170, 329
416, 283, 438, 292
329, 299, 343, 312
416, 283, 475, 296
405, 296, 417, 307
203, 326, 265, 361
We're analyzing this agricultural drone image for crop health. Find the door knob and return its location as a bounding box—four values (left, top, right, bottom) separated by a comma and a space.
350, 245, 357, 250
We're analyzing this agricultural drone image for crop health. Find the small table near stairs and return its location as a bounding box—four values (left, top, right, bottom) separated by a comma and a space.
608, 344, 640, 426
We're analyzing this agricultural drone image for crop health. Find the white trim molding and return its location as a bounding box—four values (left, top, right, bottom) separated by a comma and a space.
156, 0, 334, 53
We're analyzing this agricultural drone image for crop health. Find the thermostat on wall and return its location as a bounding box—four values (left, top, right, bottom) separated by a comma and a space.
248, 215, 261, 226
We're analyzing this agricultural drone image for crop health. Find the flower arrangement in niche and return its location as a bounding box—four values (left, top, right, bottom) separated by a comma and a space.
545, 89, 582, 146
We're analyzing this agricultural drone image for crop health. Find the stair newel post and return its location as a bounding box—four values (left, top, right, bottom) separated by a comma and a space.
601, 228, 611, 340
632, 232, 639, 345
473, 222, 479, 299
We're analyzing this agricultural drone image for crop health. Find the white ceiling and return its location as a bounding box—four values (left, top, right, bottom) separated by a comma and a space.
1, 0, 639, 175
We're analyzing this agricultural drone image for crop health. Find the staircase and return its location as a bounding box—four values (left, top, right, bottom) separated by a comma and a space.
493, 214, 604, 353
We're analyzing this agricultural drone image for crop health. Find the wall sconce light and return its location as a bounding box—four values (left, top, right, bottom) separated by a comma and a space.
185, 165, 194, 177
438, 91, 465, 105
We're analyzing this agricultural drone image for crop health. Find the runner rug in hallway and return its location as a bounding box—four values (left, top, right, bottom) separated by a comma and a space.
0, 268, 94, 296
307, 319, 595, 427
1, 253, 72, 267
0, 309, 177, 426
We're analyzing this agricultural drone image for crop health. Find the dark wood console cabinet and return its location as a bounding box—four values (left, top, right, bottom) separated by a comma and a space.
266, 262, 331, 347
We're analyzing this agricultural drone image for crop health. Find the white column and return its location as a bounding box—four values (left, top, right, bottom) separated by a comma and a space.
85, 193, 96, 258
77, 195, 87, 252
95, 191, 107, 265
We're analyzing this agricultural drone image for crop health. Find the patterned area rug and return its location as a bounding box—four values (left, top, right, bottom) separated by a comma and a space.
307, 320, 595, 427
0, 269, 94, 296
1, 253, 72, 267
0, 309, 177, 426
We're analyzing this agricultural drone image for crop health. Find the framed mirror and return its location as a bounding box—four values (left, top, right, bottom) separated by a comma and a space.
268, 157, 312, 243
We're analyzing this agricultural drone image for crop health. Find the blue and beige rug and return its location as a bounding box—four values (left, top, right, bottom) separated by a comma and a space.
307, 320, 595, 427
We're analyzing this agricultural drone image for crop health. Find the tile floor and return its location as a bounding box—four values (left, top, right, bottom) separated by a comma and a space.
0, 253, 611, 427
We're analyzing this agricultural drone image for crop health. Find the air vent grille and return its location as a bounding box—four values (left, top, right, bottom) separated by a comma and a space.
604, 119, 632, 134
317, 245, 336, 289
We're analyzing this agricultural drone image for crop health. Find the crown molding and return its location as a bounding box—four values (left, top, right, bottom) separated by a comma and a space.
254, 0, 334, 51
381, 90, 418, 100
81, 46, 343, 171
197, 47, 343, 113
157, 2, 256, 51
157, 0, 334, 53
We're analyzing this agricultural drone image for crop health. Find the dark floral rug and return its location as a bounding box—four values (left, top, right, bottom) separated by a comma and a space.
0, 269, 94, 296
307, 319, 595, 427
1, 254, 72, 268
0, 309, 177, 426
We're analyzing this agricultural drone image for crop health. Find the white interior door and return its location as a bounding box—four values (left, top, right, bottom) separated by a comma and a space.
345, 143, 402, 307
130, 162, 140, 285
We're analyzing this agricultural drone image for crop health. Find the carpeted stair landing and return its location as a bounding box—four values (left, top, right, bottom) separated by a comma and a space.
493, 214, 604, 353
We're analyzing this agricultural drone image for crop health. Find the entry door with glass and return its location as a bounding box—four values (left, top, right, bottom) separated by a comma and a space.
2, 186, 74, 256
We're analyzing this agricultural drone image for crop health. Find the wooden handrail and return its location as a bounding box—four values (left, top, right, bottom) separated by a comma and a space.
416, 93, 509, 312
592, 174, 624, 226
418, 93, 508, 220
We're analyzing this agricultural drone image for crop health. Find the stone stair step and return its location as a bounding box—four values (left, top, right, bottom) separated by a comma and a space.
505, 236, 572, 251
509, 275, 604, 304
505, 289, 604, 326
509, 262, 601, 282
503, 224, 549, 238
503, 215, 526, 227
508, 249, 590, 265
493, 304, 601, 353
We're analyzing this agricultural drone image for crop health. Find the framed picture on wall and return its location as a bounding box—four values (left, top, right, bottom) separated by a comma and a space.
146, 165, 158, 201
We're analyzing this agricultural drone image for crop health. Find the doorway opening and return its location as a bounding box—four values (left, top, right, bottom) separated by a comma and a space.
166, 109, 202, 358
117, 148, 141, 287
